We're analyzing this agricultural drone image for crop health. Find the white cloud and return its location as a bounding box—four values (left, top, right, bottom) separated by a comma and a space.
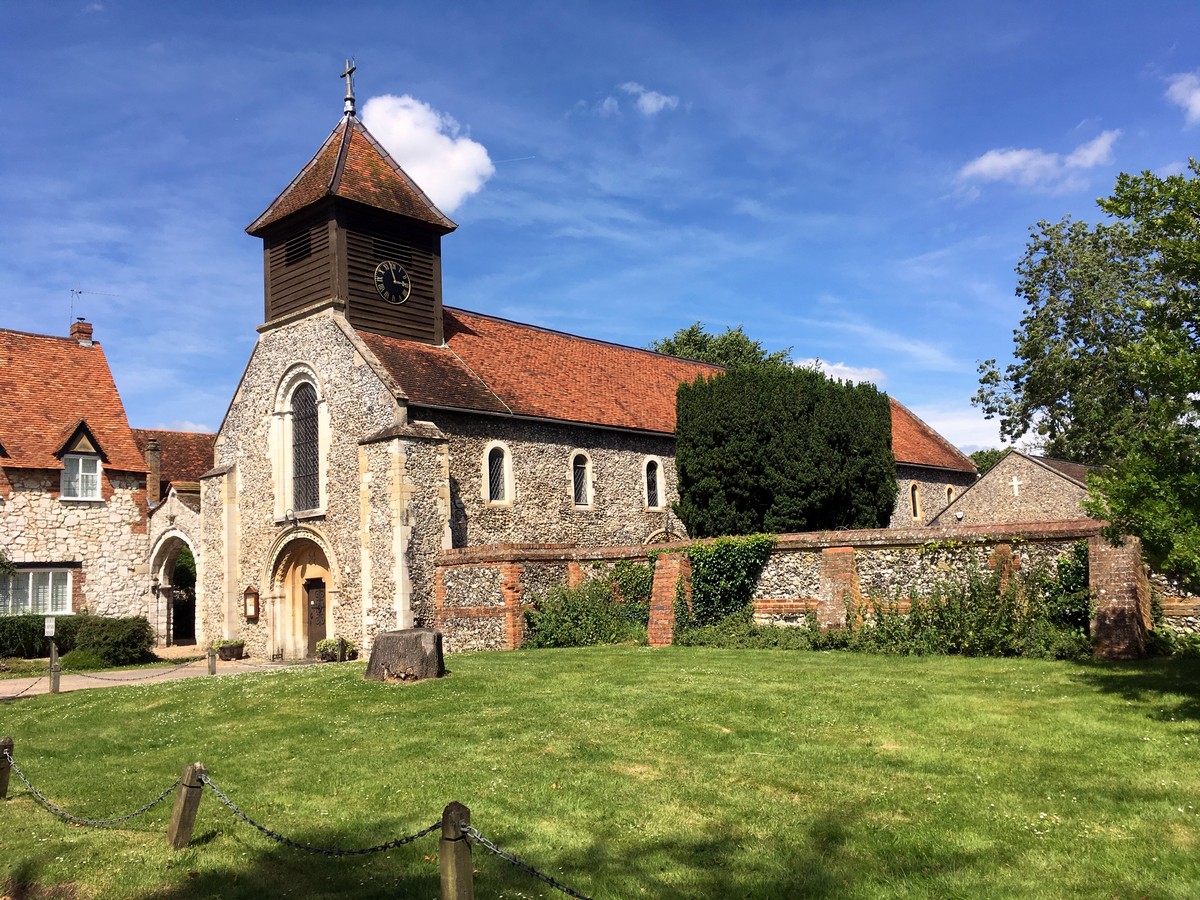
908, 403, 1002, 454
957, 130, 1120, 192
81, 2, 104, 12
361, 94, 495, 214
796, 358, 886, 385
596, 96, 620, 117
619, 82, 679, 116
1166, 72, 1200, 125
153, 420, 213, 433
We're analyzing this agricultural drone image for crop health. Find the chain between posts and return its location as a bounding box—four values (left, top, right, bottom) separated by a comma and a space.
2, 748, 179, 826
462, 823, 594, 900
200, 774, 442, 856
0, 674, 46, 701
59, 657, 206, 682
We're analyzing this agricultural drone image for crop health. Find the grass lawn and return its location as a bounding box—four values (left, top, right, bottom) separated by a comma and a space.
3, 647, 1200, 899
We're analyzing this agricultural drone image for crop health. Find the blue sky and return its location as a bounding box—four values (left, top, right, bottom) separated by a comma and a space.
4, 2, 1200, 452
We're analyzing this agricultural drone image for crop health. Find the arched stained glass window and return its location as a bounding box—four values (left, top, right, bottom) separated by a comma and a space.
646, 460, 661, 508
293, 383, 319, 511
488, 446, 507, 502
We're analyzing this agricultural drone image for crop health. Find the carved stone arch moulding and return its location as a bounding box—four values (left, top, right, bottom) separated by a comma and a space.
273, 362, 323, 411
266, 525, 339, 592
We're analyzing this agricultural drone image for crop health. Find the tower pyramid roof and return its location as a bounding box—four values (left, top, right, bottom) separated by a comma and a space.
246, 114, 457, 236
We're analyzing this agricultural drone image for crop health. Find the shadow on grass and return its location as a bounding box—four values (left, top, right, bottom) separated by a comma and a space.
128, 802, 997, 899
1067, 655, 1200, 723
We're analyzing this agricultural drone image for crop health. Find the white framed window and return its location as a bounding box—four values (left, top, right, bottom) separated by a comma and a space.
946, 486, 955, 505
61, 454, 101, 500
644, 457, 665, 510
0, 569, 72, 616
482, 441, 514, 506
910, 483, 922, 520
569, 451, 593, 508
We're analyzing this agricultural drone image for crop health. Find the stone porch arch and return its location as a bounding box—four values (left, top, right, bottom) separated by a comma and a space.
265, 526, 340, 659
148, 528, 198, 646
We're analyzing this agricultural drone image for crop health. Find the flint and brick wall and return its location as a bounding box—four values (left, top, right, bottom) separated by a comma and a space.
433, 520, 1150, 660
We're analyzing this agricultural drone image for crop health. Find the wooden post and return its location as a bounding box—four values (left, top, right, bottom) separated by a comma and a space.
207, 647, 217, 675
166, 762, 207, 850
49, 640, 60, 694
0, 737, 12, 800
439, 801, 473, 900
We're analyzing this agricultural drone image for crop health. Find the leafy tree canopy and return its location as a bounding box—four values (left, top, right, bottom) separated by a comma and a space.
969, 448, 1008, 475
976, 160, 1200, 590
675, 367, 896, 537
650, 322, 794, 372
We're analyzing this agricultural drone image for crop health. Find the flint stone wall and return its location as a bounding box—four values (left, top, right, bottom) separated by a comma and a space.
890, 464, 977, 527
426, 410, 685, 548
434, 520, 1146, 659
0, 469, 148, 617
937, 454, 1091, 526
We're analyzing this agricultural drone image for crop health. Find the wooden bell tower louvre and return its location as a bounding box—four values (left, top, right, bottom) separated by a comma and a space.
246, 62, 457, 345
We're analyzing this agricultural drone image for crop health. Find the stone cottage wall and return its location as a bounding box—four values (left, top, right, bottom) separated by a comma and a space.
0, 468, 148, 617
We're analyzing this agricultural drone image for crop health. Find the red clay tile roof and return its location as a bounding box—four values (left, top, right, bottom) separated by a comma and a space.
246, 116, 457, 236
889, 397, 977, 473
359, 308, 723, 434
0, 327, 146, 473
132, 429, 216, 491
360, 310, 974, 469
1029, 454, 1099, 487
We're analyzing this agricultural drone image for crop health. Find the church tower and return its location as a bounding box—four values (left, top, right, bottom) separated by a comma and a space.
246, 62, 457, 345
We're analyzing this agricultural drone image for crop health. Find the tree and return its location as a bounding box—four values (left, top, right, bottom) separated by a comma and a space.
976, 160, 1200, 590
650, 322, 794, 371
969, 448, 1008, 475
675, 367, 896, 537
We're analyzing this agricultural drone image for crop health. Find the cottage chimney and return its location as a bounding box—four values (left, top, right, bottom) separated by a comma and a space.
146, 438, 162, 507
70, 319, 93, 346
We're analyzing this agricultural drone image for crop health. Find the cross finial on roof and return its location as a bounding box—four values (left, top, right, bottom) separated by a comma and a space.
341, 58, 357, 117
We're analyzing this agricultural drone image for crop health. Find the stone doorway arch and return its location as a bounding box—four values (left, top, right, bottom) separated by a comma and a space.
148, 530, 198, 646
270, 534, 335, 659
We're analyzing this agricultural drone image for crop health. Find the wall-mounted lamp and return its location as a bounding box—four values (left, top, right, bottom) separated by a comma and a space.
150, 580, 160, 598
244, 585, 260, 620
284, 508, 297, 529
955, 510, 964, 522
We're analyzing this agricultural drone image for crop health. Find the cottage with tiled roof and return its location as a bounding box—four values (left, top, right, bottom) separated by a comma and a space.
930, 449, 1100, 526
0, 321, 150, 619
199, 71, 976, 659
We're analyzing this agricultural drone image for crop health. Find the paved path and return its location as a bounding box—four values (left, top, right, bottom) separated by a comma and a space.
1, 653, 319, 701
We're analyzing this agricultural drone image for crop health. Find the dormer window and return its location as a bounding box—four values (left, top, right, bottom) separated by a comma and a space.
61, 454, 101, 501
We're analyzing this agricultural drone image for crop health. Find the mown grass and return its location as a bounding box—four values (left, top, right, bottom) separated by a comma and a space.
3, 647, 1200, 899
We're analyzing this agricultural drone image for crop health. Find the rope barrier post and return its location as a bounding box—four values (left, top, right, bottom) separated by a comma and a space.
207, 647, 217, 676
439, 801, 473, 900
49, 641, 61, 694
166, 761, 207, 850
0, 738, 12, 800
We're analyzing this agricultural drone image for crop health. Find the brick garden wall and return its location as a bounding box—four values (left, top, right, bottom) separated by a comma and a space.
433, 520, 1151, 659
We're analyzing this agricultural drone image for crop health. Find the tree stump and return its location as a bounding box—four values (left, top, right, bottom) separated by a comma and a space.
364, 628, 445, 682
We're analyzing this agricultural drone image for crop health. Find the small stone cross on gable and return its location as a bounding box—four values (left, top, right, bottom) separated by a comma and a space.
1010, 474, 1022, 497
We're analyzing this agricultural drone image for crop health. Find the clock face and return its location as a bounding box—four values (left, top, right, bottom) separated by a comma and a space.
373, 260, 412, 305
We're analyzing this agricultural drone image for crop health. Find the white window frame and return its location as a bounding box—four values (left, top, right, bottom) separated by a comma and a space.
482, 441, 514, 507
61, 454, 102, 501
0, 569, 73, 616
569, 451, 593, 509
910, 482, 922, 521
643, 456, 666, 510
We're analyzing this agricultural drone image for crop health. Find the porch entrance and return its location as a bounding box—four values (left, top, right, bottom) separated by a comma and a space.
274, 539, 332, 659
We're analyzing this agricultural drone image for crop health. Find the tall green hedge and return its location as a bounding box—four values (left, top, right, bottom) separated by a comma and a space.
0, 615, 83, 658
674, 367, 897, 538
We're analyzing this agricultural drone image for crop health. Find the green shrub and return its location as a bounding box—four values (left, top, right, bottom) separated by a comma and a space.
525, 579, 647, 648
0, 614, 83, 658
60, 648, 108, 670
677, 534, 774, 629
75, 616, 155, 666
